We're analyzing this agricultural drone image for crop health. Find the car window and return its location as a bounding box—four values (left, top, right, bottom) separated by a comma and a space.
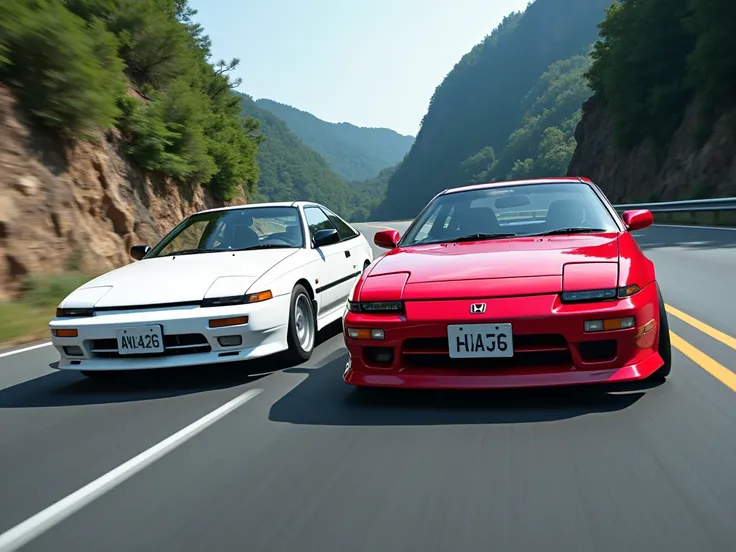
321, 207, 359, 241
400, 182, 619, 247
147, 206, 305, 257
304, 207, 336, 240
157, 220, 211, 256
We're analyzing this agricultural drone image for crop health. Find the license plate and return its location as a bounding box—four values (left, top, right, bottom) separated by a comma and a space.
116, 325, 164, 355
447, 323, 513, 358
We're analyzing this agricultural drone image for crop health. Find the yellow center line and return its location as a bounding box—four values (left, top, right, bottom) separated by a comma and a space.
670, 331, 736, 392
665, 304, 736, 351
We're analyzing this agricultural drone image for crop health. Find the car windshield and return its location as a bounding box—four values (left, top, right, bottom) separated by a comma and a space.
146, 206, 304, 258
399, 182, 620, 247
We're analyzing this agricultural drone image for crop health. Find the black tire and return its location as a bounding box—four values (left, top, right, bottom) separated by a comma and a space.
283, 284, 316, 364
650, 286, 672, 380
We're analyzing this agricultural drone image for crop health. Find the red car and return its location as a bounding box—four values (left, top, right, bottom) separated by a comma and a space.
343, 177, 671, 389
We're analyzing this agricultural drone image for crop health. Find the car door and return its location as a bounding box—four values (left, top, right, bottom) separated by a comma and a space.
320, 206, 367, 289
303, 206, 351, 316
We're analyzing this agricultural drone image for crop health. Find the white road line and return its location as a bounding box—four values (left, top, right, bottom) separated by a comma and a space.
0, 387, 263, 552
0, 342, 52, 359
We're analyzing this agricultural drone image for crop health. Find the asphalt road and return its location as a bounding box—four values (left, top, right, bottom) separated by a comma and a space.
1, 222, 735, 552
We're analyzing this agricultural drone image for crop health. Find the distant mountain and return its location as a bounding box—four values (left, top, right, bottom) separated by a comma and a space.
255, 99, 414, 182
237, 93, 360, 219
345, 165, 397, 223
374, 0, 612, 220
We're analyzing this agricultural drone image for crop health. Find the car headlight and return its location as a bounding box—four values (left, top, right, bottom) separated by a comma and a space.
347, 300, 404, 313
561, 284, 641, 304
201, 290, 273, 307
56, 307, 94, 318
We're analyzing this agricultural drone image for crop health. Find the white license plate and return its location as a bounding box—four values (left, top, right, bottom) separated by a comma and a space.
116, 325, 164, 355
447, 323, 514, 359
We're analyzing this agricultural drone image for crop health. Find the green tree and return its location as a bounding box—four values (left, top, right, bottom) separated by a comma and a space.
0, 0, 261, 202
461, 146, 496, 184
586, 0, 696, 152
686, 0, 736, 121
0, 0, 126, 137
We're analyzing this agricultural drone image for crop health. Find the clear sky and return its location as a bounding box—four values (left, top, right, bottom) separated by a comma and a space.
188, 0, 531, 137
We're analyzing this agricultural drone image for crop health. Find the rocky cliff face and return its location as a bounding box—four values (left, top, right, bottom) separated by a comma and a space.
0, 85, 231, 299
568, 95, 736, 203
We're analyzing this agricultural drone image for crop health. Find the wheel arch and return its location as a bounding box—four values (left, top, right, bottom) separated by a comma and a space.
294, 277, 317, 314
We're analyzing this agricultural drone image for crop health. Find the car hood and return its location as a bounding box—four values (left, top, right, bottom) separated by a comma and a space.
61, 249, 298, 309
371, 234, 620, 283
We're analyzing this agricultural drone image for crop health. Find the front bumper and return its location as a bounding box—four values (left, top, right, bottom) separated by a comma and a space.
48, 294, 290, 371
342, 283, 663, 389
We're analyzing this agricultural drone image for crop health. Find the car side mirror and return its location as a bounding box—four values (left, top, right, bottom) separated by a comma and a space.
130, 245, 151, 261
314, 228, 340, 248
622, 209, 654, 231
374, 229, 400, 249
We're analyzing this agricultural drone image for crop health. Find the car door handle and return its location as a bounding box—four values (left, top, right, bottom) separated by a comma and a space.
344, 250, 351, 258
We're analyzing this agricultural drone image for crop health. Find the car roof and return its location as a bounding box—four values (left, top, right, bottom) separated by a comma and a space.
196, 201, 324, 216
441, 177, 593, 196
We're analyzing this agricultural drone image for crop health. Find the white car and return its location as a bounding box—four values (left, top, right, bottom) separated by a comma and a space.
49, 202, 373, 377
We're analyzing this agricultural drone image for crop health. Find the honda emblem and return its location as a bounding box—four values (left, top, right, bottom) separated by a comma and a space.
470, 303, 486, 314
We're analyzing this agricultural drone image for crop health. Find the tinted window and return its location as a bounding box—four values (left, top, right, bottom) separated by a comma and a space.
148, 206, 304, 258
400, 182, 619, 247
304, 207, 336, 240
322, 207, 359, 240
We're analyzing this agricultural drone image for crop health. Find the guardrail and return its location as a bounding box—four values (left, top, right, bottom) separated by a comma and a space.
613, 197, 736, 213
612, 197, 736, 227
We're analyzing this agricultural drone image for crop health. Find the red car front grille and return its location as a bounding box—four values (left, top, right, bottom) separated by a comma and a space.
400, 334, 572, 369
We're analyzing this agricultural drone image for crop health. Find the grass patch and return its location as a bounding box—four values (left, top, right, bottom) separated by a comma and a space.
0, 273, 95, 348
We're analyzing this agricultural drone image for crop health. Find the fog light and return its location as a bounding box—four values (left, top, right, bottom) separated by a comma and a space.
63, 345, 83, 357
584, 317, 635, 332
347, 328, 385, 340
53, 328, 78, 338
218, 335, 242, 347
366, 347, 394, 364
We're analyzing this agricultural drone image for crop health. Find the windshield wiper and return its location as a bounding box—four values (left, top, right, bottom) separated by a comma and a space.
165, 248, 220, 256
446, 233, 518, 243
231, 244, 295, 251
532, 227, 608, 237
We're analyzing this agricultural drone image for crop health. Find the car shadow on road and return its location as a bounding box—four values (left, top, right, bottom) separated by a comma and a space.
269, 351, 660, 426
0, 363, 272, 408
0, 322, 345, 408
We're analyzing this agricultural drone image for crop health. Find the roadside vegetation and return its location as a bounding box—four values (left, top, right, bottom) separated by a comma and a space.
586, 0, 736, 156
0, 0, 261, 202
0, 274, 94, 345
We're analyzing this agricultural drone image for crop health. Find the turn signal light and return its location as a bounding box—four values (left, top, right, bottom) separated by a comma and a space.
248, 290, 273, 303
584, 317, 635, 332
346, 328, 385, 340
209, 316, 248, 328
53, 328, 78, 337
635, 319, 657, 348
